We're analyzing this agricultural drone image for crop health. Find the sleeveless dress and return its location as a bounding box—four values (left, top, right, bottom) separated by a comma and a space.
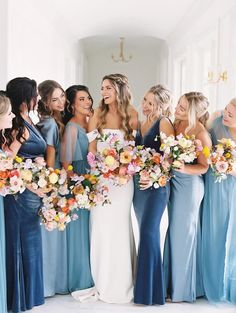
202, 116, 236, 303
61, 122, 94, 293
0, 149, 7, 313
37, 117, 68, 296
4, 121, 46, 313
90, 129, 136, 303
133, 119, 169, 305
163, 139, 204, 302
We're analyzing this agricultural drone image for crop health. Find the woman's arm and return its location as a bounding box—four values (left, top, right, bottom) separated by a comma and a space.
45, 145, 56, 168
176, 130, 212, 175
160, 117, 175, 138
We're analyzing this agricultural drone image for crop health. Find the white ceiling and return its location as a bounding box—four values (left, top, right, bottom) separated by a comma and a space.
33, 0, 200, 40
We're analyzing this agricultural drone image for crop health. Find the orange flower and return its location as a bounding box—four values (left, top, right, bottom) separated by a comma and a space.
152, 154, 161, 165
0, 180, 5, 188
0, 170, 9, 179
120, 151, 132, 164
61, 206, 69, 214
158, 175, 167, 187
73, 185, 85, 195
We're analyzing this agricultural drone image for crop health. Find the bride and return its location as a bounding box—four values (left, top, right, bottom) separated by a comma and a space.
88, 73, 139, 303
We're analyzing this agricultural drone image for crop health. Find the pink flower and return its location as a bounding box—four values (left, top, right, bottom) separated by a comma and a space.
87, 152, 96, 167
215, 161, 228, 173
119, 166, 127, 176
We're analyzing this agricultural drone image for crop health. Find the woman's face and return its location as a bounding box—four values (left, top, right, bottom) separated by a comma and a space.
174, 96, 189, 120
223, 102, 236, 128
101, 79, 117, 105
49, 88, 66, 112
141, 92, 161, 117
73, 90, 93, 116
0, 105, 15, 130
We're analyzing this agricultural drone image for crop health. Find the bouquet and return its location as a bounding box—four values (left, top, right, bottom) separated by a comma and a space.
87, 133, 139, 186
0, 152, 25, 196
70, 173, 110, 209
160, 132, 203, 169
208, 138, 236, 182
134, 145, 172, 189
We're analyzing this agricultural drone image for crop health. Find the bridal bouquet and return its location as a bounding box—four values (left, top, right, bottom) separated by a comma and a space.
208, 138, 236, 182
134, 145, 172, 189
160, 132, 203, 169
0, 153, 25, 196
87, 133, 139, 186
70, 173, 110, 209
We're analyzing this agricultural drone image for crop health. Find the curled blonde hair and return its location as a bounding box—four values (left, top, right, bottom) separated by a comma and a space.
182, 92, 209, 135
98, 73, 133, 140
148, 84, 173, 118
0, 94, 11, 118
230, 98, 236, 106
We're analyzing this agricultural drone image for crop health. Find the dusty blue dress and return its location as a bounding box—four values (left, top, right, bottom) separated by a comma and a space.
163, 143, 204, 302
37, 117, 68, 296
4, 121, 46, 313
0, 151, 7, 313
62, 121, 94, 292
133, 119, 169, 305
202, 116, 236, 303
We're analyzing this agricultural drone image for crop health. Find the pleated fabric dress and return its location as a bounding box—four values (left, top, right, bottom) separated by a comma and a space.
202, 116, 236, 303
4, 121, 46, 312
163, 144, 204, 302
133, 118, 169, 305
37, 116, 68, 296
61, 121, 94, 293
0, 149, 7, 313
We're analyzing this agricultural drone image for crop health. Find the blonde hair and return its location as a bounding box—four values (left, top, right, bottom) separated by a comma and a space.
148, 84, 173, 118
230, 98, 236, 106
182, 92, 209, 135
0, 94, 11, 118
97, 73, 133, 140
38, 80, 65, 139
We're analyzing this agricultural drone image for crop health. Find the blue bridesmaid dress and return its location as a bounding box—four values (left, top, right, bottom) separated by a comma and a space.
0, 150, 7, 313
37, 117, 68, 296
62, 122, 94, 293
4, 121, 46, 313
163, 142, 204, 302
133, 119, 169, 305
202, 116, 236, 303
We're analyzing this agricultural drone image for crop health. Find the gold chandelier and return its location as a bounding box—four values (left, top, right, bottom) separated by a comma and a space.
111, 37, 132, 63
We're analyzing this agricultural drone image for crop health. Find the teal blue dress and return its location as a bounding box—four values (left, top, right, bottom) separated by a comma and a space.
0, 151, 7, 313
61, 121, 94, 292
163, 159, 204, 301
202, 116, 236, 303
37, 117, 68, 296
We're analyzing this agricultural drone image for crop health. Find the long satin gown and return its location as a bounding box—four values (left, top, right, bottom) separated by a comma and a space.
61, 122, 94, 293
202, 116, 236, 303
37, 116, 68, 296
133, 119, 169, 305
4, 121, 46, 313
0, 149, 7, 313
163, 147, 204, 302
90, 129, 136, 303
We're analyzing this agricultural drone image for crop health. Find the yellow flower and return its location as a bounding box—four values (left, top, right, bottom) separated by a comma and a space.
225, 152, 231, 159
54, 169, 61, 175
120, 151, 132, 164
202, 146, 210, 158
105, 155, 115, 167
54, 215, 60, 222
49, 172, 59, 184
15, 156, 23, 163
20, 169, 33, 182
68, 165, 73, 171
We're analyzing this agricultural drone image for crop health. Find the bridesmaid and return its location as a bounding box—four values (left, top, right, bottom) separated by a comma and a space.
0, 93, 15, 313
133, 85, 174, 305
3, 77, 46, 312
202, 98, 236, 303
163, 92, 211, 302
37, 80, 68, 296
61, 85, 94, 294
88, 73, 139, 303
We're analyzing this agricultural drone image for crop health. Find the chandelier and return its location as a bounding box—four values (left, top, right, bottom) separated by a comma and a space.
111, 37, 132, 63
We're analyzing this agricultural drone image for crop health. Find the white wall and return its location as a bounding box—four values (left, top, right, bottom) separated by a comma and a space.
0, 0, 8, 89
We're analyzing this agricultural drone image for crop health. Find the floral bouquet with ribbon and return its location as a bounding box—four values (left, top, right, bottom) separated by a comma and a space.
208, 138, 236, 182
134, 145, 172, 189
87, 133, 139, 186
160, 132, 203, 169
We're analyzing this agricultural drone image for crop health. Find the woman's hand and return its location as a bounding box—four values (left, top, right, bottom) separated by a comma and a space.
26, 184, 51, 198
139, 178, 152, 190
173, 162, 186, 173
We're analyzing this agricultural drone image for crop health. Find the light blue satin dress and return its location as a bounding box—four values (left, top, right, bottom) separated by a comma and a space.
62, 122, 94, 292
0, 150, 7, 313
163, 166, 204, 301
37, 117, 68, 296
202, 116, 236, 303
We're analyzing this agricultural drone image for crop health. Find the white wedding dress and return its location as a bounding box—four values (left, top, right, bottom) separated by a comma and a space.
90, 129, 136, 303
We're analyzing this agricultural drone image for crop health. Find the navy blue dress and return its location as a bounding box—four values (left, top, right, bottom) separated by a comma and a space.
133, 119, 169, 305
4, 121, 46, 313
